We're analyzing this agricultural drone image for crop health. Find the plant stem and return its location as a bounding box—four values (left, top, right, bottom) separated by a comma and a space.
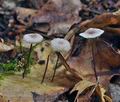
19, 33, 23, 53
56, 52, 83, 79
51, 53, 59, 82
91, 39, 98, 81
22, 44, 33, 78
41, 54, 50, 84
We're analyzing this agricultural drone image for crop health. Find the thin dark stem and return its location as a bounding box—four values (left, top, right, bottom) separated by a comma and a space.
89, 79, 99, 98
19, 33, 23, 53
56, 52, 83, 79
41, 54, 50, 84
51, 53, 59, 82
22, 44, 33, 78
91, 39, 98, 81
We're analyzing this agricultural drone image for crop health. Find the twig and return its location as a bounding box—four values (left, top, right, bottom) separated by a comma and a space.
84, 8, 101, 15
56, 52, 83, 80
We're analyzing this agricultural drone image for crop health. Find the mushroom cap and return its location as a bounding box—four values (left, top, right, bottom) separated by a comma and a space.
51, 38, 71, 52
23, 33, 43, 44
79, 28, 104, 39
9, 19, 14, 23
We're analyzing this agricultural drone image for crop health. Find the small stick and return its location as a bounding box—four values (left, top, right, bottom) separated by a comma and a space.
41, 54, 50, 84
56, 52, 83, 80
51, 53, 59, 82
84, 8, 101, 15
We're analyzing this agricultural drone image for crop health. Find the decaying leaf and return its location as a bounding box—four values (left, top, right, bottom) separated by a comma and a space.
0, 42, 14, 52
65, 11, 120, 40
15, 7, 38, 17
71, 80, 95, 102
47, 22, 72, 36
68, 39, 120, 87
96, 39, 120, 67
32, 0, 81, 34
1, 0, 120, 102
15, 7, 38, 26
104, 27, 120, 36
79, 13, 120, 32
95, 84, 112, 102
28, 0, 48, 9
71, 80, 112, 102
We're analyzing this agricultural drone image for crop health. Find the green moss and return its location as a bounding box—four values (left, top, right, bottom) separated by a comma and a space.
0, 60, 17, 72
2, 71, 15, 76
0, 74, 4, 80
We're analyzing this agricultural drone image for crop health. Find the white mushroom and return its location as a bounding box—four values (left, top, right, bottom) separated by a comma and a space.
23, 33, 43, 44
79, 28, 104, 39
42, 38, 71, 83
22, 33, 43, 78
79, 28, 104, 82
51, 38, 71, 52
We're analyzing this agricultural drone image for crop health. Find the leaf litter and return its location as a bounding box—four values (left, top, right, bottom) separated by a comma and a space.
0, 0, 120, 102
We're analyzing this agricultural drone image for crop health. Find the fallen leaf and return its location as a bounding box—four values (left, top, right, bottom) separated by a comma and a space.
71, 80, 95, 102
95, 84, 112, 102
0, 42, 14, 52
79, 13, 120, 32
15, 7, 38, 26
68, 39, 120, 87
96, 39, 120, 67
32, 0, 81, 34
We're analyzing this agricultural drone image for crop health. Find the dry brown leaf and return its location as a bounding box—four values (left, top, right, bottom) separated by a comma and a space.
47, 22, 72, 36
79, 13, 120, 32
96, 39, 120, 67
68, 39, 120, 87
95, 84, 112, 102
32, 0, 81, 34
15, 7, 38, 26
16, 7, 38, 17
28, 0, 48, 9
65, 11, 120, 40
104, 27, 120, 36
71, 80, 95, 102
0, 42, 14, 52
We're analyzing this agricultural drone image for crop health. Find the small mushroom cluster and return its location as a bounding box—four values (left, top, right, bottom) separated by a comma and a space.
23, 33, 71, 82
23, 27, 104, 83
